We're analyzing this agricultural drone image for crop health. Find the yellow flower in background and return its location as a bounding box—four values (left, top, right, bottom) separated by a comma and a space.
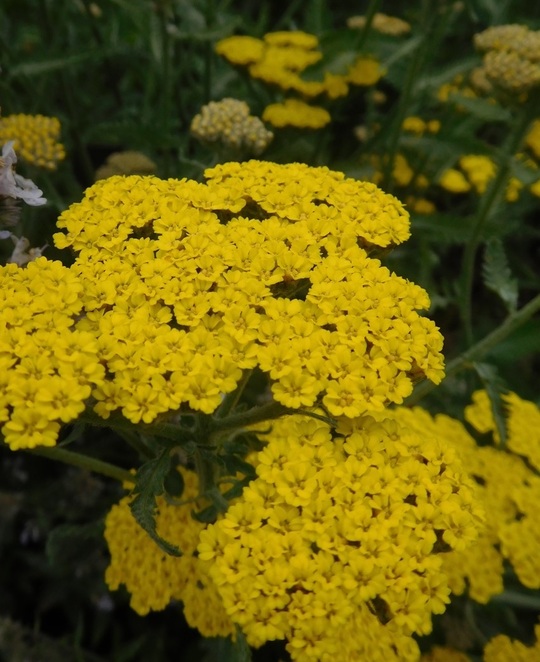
262, 98, 331, 129
439, 168, 471, 193
0, 114, 65, 170
525, 118, 540, 159
215, 30, 383, 100
95, 151, 157, 180
215, 35, 264, 65
347, 13, 411, 37
346, 56, 386, 86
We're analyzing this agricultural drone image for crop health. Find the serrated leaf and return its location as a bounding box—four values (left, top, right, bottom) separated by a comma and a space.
473, 362, 508, 446
482, 238, 518, 313
129, 450, 181, 557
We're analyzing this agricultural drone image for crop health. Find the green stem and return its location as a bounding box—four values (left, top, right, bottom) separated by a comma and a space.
460, 96, 538, 345
158, 4, 173, 176
215, 370, 253, 419
381, 3, 448, 192
405, 292, 540, 405
24, 445, 134, 484
208, 401, 291, 441
352, 0, 383, 51
203, 0, 215, 103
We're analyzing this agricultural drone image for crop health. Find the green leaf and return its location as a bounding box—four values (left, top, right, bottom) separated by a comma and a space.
411, 213, 475, 244
482, 238, 518, 313
163, 463, 185, 497
509, 157, 540, 186
129, 450, 182, 557
201, 629, 252, 662
447, 94, 511, 122
464, 0, 514, 23
9, 49, 119, 77
487, 319, 540, 363
473, 362, 508, 446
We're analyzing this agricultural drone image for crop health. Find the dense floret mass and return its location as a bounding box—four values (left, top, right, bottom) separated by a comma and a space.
197, 409, 482, 660
0, 114, 65, 170
104, 467, 235, 636
51, 161, 443, 429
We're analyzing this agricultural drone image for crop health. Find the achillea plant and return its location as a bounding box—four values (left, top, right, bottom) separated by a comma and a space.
216, 30, 384, 107
262, 98, 331, 129
0, 114, 65, 170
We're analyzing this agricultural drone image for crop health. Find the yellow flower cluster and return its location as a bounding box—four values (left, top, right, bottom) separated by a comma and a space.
525, 119, 540, 159
48, 160, 443, 429
190, 98, 273, 155
483, 622, 540, 662
402, 116, 441, 136
262, 98, 331, 129
475, 24, 540, 95
198, 409, 482, 660
347, 13, 411, 37
367, 153, 436, 213
215, 31, 384, 100
95, 151, 157, 180
0, 114, 65, 170
439, 154, 523, 201
104, 467, 234, 636
0, 258, 104, 450
412, 391, 540, 603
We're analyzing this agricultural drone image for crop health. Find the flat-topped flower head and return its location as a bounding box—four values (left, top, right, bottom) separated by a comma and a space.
48, 161, 444, 431
198, 409, 482, 659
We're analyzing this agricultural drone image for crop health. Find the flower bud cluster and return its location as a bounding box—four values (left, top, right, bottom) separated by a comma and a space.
0, 114, 65, 170
95, 151, 157, 180
191, 98, 273, 154
475, 24, 540, 95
